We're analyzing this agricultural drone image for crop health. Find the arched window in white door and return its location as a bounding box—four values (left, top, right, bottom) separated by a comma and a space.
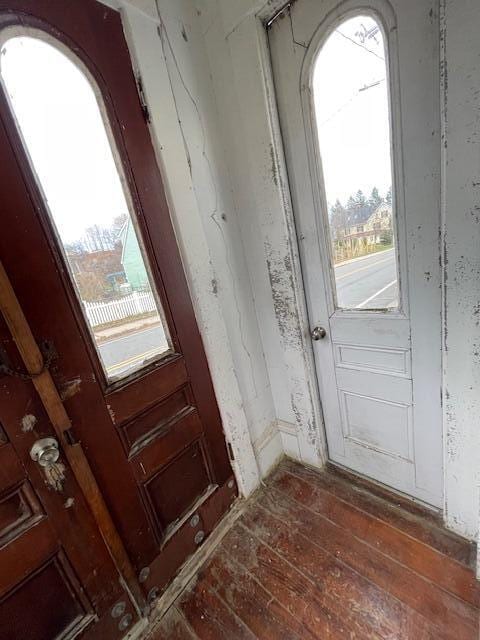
313, 14, 399, 310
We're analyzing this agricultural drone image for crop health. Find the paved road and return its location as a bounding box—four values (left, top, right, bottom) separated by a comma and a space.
98, 324, 168, 378
97, 249, 398, 378
335, 248, 398, 309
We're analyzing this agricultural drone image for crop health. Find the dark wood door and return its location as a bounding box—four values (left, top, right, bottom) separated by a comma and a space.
0, 0, 236, 631
0, 314, 139, 639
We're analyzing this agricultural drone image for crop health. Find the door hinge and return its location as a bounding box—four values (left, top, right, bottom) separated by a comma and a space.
136, 74, 151, 124
227, 441, 235, 461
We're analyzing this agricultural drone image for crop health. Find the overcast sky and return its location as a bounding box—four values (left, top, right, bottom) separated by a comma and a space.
0, 36, 129, 245
313, 15, 392, 210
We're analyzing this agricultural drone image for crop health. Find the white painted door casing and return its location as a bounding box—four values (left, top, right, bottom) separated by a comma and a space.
268, 0, 442, 506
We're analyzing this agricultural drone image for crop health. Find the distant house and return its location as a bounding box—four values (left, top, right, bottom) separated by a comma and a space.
335, 203, 392, 253
67, 246, 125, 301
118, 218, 150, 291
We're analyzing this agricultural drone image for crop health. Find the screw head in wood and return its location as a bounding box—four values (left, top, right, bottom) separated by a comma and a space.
148, 586, 160, 603
190, 514, 200, 528
118, 613, 132, 631
138, 567, 150, 583
194, 530, 205, 545
111, 601, 126, 618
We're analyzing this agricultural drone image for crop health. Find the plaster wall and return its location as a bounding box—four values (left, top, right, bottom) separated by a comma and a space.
441, 0, 480, 541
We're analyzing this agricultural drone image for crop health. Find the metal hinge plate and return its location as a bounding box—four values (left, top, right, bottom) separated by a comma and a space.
136, 74, 151, 123
265, 1, 297, 29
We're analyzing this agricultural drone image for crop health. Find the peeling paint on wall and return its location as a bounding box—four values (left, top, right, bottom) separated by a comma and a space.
269, 143, 279, 186
442, 0, 480, 544
264, 239, 302, 351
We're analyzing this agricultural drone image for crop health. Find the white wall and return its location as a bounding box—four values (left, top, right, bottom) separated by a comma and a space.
102, 0, 480, 546
441, 0, 480, 541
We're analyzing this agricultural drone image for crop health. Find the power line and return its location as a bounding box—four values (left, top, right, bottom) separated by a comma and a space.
335, 29, 385, 61
359, 79, 384, 92
318, 78, 385, 127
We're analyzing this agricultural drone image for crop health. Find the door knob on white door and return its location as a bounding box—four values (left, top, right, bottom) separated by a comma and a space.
311, 326, 327, 340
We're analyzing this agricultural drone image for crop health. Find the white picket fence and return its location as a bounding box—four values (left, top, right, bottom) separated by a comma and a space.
84, 291, 157, 327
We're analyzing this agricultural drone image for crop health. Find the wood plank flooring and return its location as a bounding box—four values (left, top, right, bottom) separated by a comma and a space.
147, 459, 479, 639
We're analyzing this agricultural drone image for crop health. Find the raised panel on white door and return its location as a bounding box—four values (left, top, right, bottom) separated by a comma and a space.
330, 315, 411, 348
343, 439, 415, 497
334, 343, 410, 376
339, 391, 413, 459
336, 368, 412, 404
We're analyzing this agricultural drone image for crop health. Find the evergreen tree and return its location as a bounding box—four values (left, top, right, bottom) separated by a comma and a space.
330, 199, 349, 238
368, 186, 383, 213
346, 196, 356, 212
355, 189, 367, 206
386, 186, 393, 205
347, 190, 368, 222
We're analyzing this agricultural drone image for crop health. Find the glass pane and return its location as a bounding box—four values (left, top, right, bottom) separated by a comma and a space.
0, 36, 172, 381
312, 16, 399, 310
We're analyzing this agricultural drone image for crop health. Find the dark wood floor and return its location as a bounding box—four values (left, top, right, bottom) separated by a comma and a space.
148, 459, 479, 639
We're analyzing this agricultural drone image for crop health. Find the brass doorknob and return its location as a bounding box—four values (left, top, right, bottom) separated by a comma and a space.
311, 326, 327, 340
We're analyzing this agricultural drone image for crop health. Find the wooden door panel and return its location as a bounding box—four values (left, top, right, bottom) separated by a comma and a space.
0, 480, 43, 548
0, 551, 94, 640
144, 439, 212, 531
0, 444, 25, 494
0, 431, 94, 640
145, 476, 236, 594
107, 357, 189, 425
130, 411, 205, 481
268, 0, 442, 505
120, 385, 194, 456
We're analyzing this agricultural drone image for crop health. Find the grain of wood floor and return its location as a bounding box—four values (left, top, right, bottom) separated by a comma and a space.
147, 459, 479, 639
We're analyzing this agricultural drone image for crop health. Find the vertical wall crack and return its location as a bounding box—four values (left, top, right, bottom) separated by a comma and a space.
154, 2, 259, 398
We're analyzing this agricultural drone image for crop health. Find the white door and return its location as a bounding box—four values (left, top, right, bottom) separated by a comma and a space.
268, 0, 442, 506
